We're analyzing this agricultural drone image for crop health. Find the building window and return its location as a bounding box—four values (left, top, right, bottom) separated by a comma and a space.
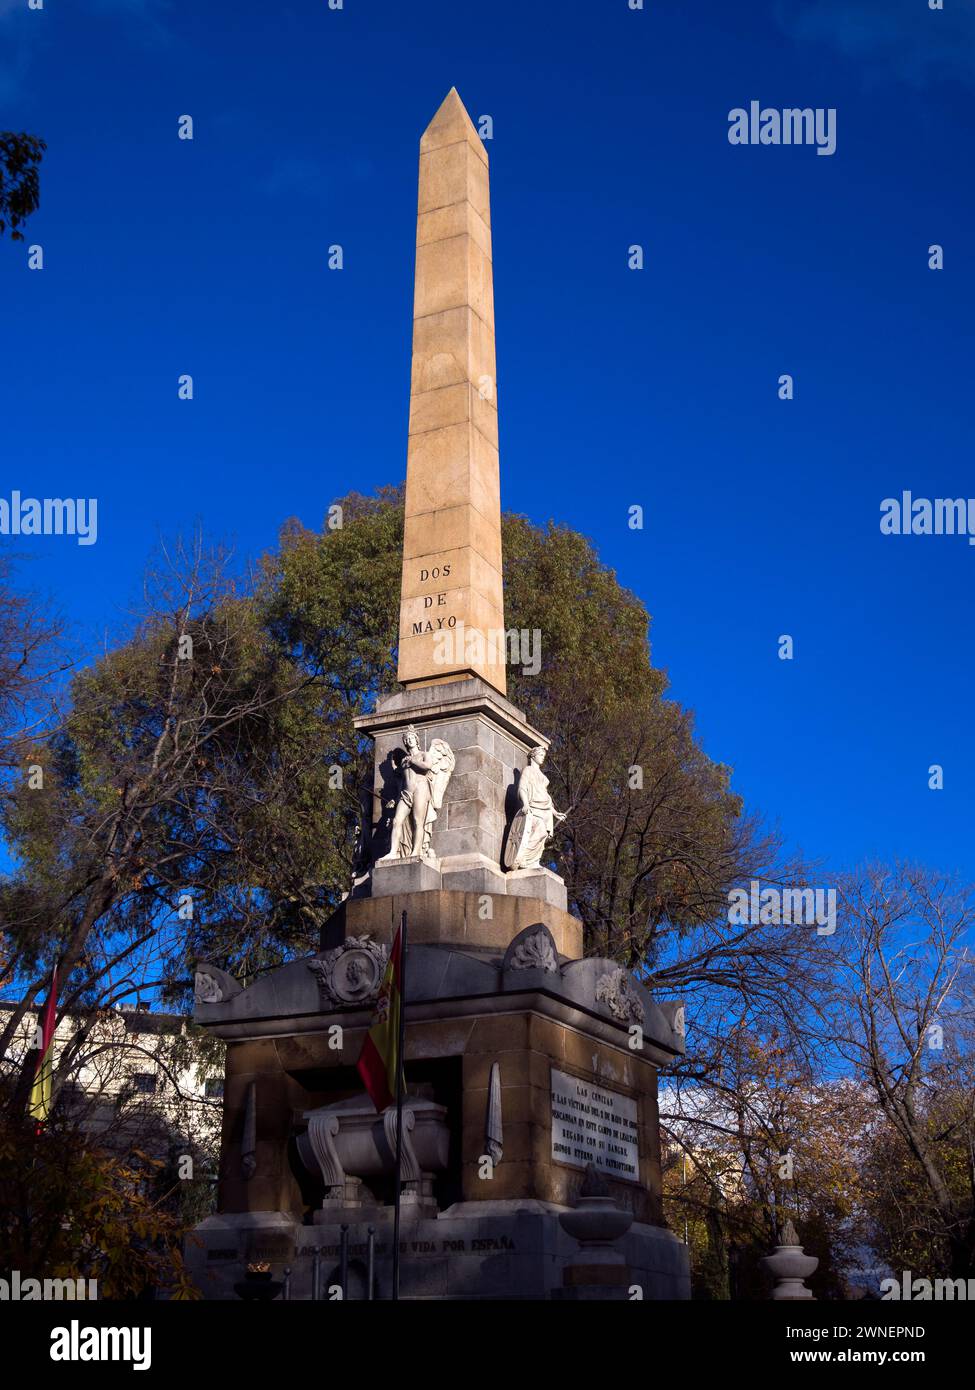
205, 1078, 224, 1099
132, 1073, 157, 1094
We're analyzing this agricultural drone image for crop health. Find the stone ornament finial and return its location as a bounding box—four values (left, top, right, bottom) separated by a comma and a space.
761, 1219, 818, 1299
579, 1162, 610, 1200
781, 1218, 801, 1247
559, 1163, 633, 1246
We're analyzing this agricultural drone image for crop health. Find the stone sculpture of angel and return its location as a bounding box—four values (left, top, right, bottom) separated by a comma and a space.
378, 726, 455, 862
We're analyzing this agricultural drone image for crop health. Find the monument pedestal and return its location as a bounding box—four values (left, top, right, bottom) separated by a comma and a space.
504, 866, 568, 909
355, 677, 565, 903
189, 930, 689, 1299
371, 855, 443, 897
187, 1204, 688, 1302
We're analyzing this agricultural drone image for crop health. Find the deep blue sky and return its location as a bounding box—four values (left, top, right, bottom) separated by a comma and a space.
2, 0, 973, 883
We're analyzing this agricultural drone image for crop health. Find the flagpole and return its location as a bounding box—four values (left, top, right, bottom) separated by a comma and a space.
391, 910, 407, 1301
28, 958, 60, 1135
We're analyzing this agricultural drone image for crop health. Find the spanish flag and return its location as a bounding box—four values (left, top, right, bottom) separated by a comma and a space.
356, 917, 405, 1113
28, 961, 59, 1130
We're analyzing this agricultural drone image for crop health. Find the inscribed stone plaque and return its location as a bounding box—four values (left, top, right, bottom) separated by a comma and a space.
550, 1068, 640, 1182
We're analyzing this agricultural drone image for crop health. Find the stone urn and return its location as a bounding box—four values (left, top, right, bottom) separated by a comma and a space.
761, 1219, 818, 1300
558, 1165, 634, 1247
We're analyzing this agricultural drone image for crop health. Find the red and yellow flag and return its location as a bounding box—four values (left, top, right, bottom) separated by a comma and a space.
356, 921, 404, 1112
28, 961, 59, 1130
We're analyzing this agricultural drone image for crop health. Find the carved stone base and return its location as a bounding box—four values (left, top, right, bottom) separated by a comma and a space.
551, 1283, 632, 1300
312, 1202, 375, 1225
355, 679, 549, 898
187, 1206, 690, 1300
440, 853, 509, 897
327, 888, 583, 959
371, 856, 443, 897
320, 1175, 367, 1209
504, 865, 568, 910
312, 1186, 439, 1226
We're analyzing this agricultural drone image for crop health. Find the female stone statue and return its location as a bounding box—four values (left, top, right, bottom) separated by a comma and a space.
506, 745, 566, 870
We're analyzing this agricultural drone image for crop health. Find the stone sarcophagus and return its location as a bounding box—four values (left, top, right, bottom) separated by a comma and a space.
297, 1096, 450, 1214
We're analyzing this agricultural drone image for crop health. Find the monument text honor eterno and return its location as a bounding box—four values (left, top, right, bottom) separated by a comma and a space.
188, 90, 690, 1301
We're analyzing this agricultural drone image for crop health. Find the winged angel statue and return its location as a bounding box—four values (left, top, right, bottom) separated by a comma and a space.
377, 726, 455, 863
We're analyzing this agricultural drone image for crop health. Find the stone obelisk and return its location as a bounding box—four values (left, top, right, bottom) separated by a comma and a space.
397, 88, 506, 696
355, 89, 558, 902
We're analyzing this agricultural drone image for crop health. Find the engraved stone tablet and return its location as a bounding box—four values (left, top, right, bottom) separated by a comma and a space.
550, 1069, 640, 1182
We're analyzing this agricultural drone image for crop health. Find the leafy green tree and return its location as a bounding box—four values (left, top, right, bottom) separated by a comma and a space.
267, 493, 780, 926
2, 490, 810, 1102
862, 1086, 975, 1279
663, 1028, 864, 1299
0, 536, 319, 1055
264, 491, 816, 1038
821, 863, 975, 1278
0, 1082, 200, 1299
0, 133, 46, 241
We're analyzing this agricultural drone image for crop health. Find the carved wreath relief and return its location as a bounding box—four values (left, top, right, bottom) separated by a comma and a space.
595, 967, 645, 1024
194, 969, 223, 1004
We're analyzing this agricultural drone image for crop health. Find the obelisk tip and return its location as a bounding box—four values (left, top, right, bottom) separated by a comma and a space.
420, 87, 485, 160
